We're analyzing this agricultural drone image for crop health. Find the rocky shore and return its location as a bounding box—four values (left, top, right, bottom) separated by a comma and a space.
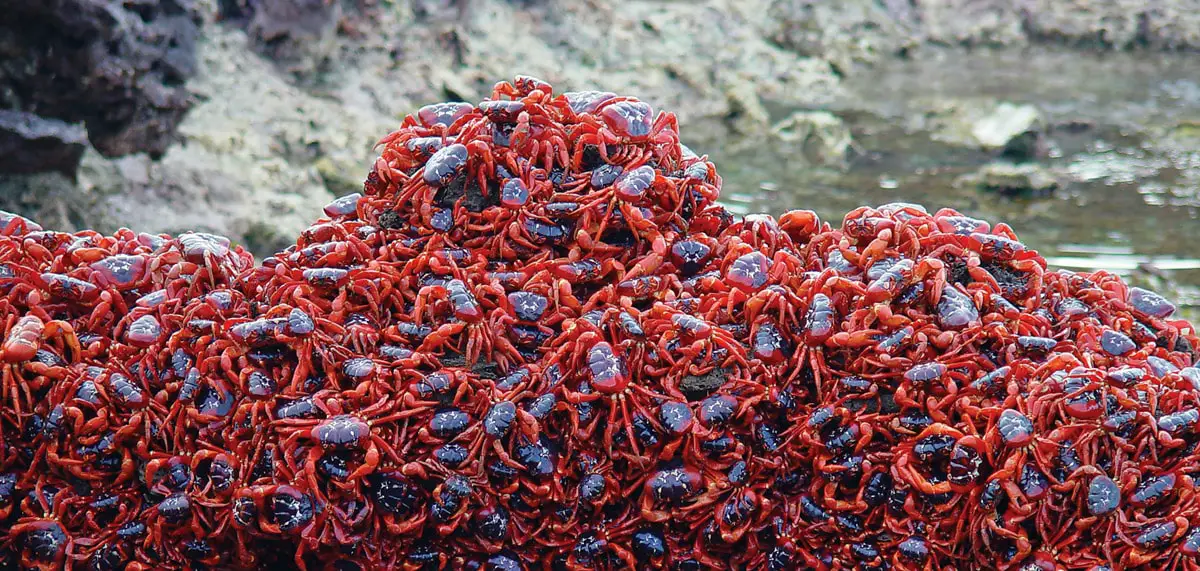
3, 0, 1200, 257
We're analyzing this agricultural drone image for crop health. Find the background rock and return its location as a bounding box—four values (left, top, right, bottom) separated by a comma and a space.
767, 0, 919, 74
1021, 0, 1200, 50
218, 0, 342, 77
72, 24, 397, 256
969, 103, 1042, 149
957, 162, 1059, 197
769, 111, 854, 168
904, 98, 1045, 151
0, 0, 201, 166
2, 0, 1200, 259
766, 0, 1200, 73
2, 0, 846, 257
0, 111, 87, 175
917, 0, 1025, 46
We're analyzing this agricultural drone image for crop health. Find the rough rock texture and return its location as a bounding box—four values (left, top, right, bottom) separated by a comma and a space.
768, 110, 855, 167
767, 0, 1200, 73
768, 0, 920, 74
0, 0, 201, 172
321, 0, 845, 135
0, 110, 88, 175
1021, 0, 1200, 50
917, 0, 1025, 46
3, 0, 845, 257
218, 0, 342, 76
913, 99, 1045, 151
3, 0, 1200, 258
957, 161, 1060, 196
74, 25, 397, 256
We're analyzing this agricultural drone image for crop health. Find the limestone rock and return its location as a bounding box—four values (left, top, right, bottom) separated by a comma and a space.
959, 162, 1059, 197
218, 0, 341, 76
770, 111, 854, 168
767, 0, 917, 74
919, 99, 1044, 151
917, 0, 1024, 46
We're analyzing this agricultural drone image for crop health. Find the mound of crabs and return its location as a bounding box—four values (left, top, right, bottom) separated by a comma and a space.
0, 76, 1198, 571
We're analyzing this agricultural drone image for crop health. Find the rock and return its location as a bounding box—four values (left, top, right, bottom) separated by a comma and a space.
0, 19, 398, 257
314, 156, 365, 197
0, 111, 87, 176
0, 0, 201, 171
0, 170, 88, 232
723, 81, 771, 135
1138, 1, 1200, 49
333, 0, 845, 145
1019, 0, 1200, 50
958, 162, 1059, 197
969, 102, 1042, 149
766, 0, 1200, 58
81, 24, 393, 257
1000, 129, 1049, 162
1020, 0, 1145, 48
1167, 119, 1200, 143
767, 0, 917, 74
680, 368, 729, 401
920, 99, 1044, 151
770, 110, 854, 167
218, 0, 341, 76
1018, 0, 1200, 50
916, 0, 1025, 46
10, 0, 1200, 262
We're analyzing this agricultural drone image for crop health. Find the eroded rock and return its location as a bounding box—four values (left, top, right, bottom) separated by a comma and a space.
767, 0, 1200, 74
917, 99, 1045, 151
0, 111, 87, 175
770, 111, 854, 167
958, 162, 1059, 197
768, 0, 918, 74
0, 0, 201, 171
218, 0, 341, 76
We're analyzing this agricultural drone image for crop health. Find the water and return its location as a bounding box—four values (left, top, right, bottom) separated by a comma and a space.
701, 48, 1200, 314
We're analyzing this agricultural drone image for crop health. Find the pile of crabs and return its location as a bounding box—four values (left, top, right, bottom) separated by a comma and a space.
2, 76, 1200, 570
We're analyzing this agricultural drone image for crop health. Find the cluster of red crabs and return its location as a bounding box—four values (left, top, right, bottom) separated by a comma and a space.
1, 76, 1199, 570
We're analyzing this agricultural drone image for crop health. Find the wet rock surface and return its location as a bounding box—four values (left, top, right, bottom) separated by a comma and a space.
768, 111, 854, 168
904, 99, 1045, 151
957, 162, 1060, 197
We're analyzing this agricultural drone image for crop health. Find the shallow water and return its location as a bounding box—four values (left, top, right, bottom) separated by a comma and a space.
704, 48, 1200, 311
